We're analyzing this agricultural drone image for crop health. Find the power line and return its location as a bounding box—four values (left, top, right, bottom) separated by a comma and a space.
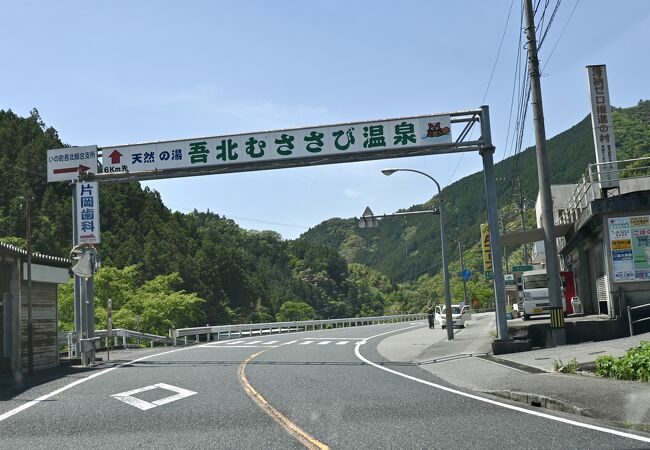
538, 0, 562, 49
542, 0, 580, 72
445, 0, 516, 187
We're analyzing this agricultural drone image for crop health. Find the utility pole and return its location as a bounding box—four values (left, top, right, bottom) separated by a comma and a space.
501, 215, 509, 274
458, 242, 469, 307
524, 0, 566, 345
22, 196, 34, 374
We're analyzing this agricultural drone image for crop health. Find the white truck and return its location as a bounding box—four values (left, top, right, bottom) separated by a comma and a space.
517, 269, 566, 321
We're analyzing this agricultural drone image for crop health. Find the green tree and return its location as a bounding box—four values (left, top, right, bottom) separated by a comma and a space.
275, 300, 316, 322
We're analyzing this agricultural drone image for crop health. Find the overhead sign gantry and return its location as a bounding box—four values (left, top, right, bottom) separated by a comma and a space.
46, 106, 511, 357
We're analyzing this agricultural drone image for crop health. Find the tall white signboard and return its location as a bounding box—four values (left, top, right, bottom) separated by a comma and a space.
587, 65, 619, 189
76, 182, 100, 244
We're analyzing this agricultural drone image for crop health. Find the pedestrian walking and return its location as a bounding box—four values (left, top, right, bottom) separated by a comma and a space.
427, 308, 435, 329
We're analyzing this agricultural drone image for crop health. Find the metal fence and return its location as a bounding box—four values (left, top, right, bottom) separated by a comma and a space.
559, 157, 650, 225
170, 313, 426, 346
58, 328, 182, 358
627, 303, 650, 336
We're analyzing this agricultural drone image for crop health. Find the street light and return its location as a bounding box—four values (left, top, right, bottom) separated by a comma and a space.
382, 168, 454, 339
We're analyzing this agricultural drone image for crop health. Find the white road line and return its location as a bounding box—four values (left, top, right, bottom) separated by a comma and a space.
309, 337, 364, 340
0, 346, 189, 423
111, 382, 197, 411
247, 340, 263, 344
335, 341, 349, 345
354, 327, 650, 445
225, 340, 245, 345
317, 341, 331, 345
203, 345, 276, 348
0, 321, 415, 424
283, 340, 298, 345
299, 341, 314, 345
262, 340, 279, 345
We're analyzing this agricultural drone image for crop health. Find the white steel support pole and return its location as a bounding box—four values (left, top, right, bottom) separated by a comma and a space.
480, 105, 509, 341
72, 187, 81, 358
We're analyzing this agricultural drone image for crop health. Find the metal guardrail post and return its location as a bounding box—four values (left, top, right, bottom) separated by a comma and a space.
628, 306, 633, 337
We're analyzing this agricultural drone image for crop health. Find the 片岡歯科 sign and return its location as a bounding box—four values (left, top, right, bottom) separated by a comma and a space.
76, 182, 100, 244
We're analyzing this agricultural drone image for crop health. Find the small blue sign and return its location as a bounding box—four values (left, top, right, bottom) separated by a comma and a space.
460, 268, 472, 281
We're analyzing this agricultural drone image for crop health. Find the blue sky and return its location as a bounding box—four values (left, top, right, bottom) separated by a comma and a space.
3, 1, 649, 239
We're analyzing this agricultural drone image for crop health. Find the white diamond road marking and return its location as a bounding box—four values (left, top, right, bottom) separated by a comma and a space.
299, 341, 314, 345
317, 341, 331, 345
111, 383, 197, 411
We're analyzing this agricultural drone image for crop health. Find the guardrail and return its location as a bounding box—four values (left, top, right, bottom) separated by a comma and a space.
170, 313, 426, 346
627, 303, 650, 336
59, 328, 187, 357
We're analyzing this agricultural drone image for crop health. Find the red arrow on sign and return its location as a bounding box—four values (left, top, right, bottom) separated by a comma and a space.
108, 150, 123, 165
53, 164, 91, 175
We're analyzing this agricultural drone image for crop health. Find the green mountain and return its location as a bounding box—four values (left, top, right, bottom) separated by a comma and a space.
2, 100, 648, 332
0, 109, 398, 332
299, 100, 650, 282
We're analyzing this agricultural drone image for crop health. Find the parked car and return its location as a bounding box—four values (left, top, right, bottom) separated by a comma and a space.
436, 304, 471, 328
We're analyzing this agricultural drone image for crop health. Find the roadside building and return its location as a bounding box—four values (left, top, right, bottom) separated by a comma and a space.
558, 173, 650, 321
0, 243, 70, 373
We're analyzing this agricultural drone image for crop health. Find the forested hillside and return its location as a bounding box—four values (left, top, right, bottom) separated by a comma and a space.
300, 101, 650, 284
0, 109, 399, 334
2, 101, 648, 334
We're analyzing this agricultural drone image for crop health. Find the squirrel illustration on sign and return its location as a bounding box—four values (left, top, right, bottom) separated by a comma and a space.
426, 122, 450, 138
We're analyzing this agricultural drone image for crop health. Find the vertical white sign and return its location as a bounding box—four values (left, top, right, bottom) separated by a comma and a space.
587, 65, 619, 189
76, 182, 100, 244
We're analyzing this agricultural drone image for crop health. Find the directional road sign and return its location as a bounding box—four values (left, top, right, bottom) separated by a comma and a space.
47, 146, 98, 182
460, 268, 472, 281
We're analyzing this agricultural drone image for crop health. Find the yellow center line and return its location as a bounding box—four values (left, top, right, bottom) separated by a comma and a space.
238, 349, 329, 450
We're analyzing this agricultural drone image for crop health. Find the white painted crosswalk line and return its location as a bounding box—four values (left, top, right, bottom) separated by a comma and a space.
247, 340, 263, 344
284, 340, 298, 345
317, 341, 331, 345
335, 341, 349, 345
262, 340, 279, 345
225, 341, 244, 345
299, 341, 314, 345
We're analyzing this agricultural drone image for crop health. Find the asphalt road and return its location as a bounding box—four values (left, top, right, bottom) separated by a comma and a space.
0, 321, 648, 449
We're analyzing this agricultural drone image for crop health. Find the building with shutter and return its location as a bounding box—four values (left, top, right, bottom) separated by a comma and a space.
0, 243, 70, 374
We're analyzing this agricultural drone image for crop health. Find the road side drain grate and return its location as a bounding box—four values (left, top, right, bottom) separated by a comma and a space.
478, 355, 546, 374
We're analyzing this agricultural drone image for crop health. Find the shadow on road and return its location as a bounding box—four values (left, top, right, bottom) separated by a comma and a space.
0, 365, 100, 401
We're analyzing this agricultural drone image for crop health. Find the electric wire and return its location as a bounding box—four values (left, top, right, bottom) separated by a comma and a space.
445, 0, 516, 187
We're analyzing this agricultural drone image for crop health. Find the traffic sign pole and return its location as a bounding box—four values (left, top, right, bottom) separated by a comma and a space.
459, 242, 469, 307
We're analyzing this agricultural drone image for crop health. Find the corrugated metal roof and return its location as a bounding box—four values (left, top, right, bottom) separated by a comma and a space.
0, 242, 71, 267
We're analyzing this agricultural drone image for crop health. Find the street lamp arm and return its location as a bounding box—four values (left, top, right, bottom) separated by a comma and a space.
380, 167, 453, 340
381, 168, 441, 195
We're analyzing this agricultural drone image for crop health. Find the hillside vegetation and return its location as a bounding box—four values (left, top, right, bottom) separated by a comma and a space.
300, 101, 650, 285
2, 100, 648, 333
1, 109, 398, 334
